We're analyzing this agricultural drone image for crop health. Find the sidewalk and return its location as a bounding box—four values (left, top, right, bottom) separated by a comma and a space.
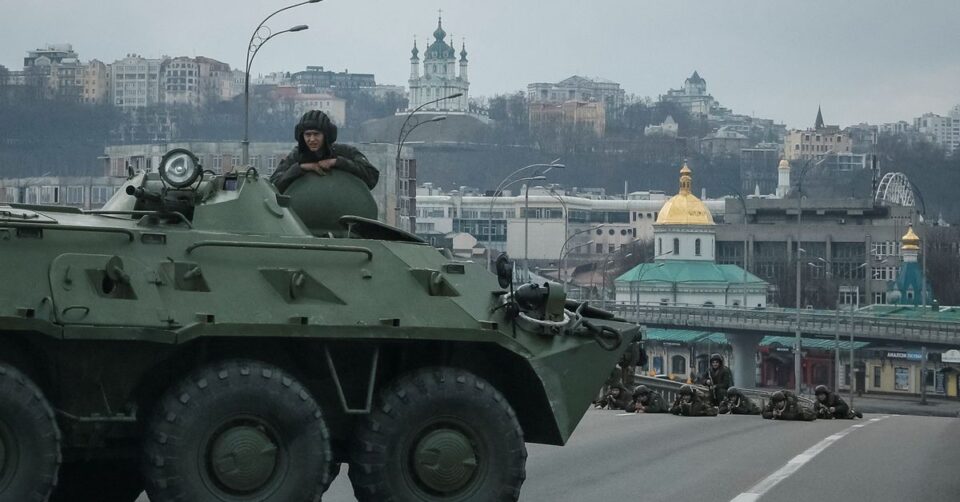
844, 394, 960, 418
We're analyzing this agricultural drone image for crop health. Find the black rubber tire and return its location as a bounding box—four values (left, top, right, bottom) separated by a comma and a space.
49, 459, 144, 502
349, 367, 527, 502
0, 361, 60, 502
142, 359, 332, 502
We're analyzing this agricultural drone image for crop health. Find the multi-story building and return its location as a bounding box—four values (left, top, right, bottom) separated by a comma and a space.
783, 107, 853, 161
527, 75, 625, 119
661, 71, 717, 119
289, 66, 376, 92
0, 175, 126, 209
880, 121, 912, 135
699, 127, 751, 157
23, 44, 79, 68
80, 60, 109, 104
110, 54, 165, 109
289, 93, 347, 126
161, 57, 201, 106
914, 111, 959, 155
406, 15, 469, 113
528, 100, 606, 138
414, 183, 726, 266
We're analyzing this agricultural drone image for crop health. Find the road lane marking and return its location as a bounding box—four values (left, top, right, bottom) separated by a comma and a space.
729, 415, 890, 502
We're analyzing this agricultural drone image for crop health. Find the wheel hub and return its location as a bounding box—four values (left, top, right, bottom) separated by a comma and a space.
209, 424, 279, 494
412, 428, 478, 494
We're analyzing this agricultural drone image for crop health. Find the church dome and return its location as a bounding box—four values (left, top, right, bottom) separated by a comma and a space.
656, 164, 715, 225
433, 17, 447, 41
902, 226, 920, 251
778, 159, 790, 170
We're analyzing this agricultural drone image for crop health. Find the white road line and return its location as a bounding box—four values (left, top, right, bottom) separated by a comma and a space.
729, 415, 890, 502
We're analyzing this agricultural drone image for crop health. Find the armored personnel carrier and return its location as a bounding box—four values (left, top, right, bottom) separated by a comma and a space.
0, 149, 640, 501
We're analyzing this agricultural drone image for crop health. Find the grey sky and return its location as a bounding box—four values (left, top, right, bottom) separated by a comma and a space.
2, 0, 957, 128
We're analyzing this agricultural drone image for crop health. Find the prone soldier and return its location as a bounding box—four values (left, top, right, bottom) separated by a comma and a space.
718, 387, 761, 415
669, 384, 718, 417
813, 385, 863, 419
595, 384, 632, 411
627, 385, 669, 414
761, 390, 816, 421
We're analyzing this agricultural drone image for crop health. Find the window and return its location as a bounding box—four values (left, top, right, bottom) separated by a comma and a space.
872, 267, 898, 281
213, 155, 223, 172
658, 238, 662, 255
39, 186, 59, 204
65, 186, 84, 205
873, 366, 881, 388
608, 229, 615, 236
673, 238, 680, 255
874, 292, 886, 305
894, 367, 910, 390
608, 244, 615, 254
1, 187, 17, 203
695, 238, 701, 256
671, 355, 687, 375
595, 243, 603, 254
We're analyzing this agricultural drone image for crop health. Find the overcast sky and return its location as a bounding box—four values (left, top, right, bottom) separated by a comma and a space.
2, 0, 957, 128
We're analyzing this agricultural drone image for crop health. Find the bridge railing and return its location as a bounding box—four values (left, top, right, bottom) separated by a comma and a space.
606, 302, 960, 344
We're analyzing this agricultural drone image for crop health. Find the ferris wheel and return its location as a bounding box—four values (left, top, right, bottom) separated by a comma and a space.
875, 172, 915, 207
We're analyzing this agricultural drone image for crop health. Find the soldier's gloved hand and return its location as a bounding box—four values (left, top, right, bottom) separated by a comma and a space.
829, 407, 836, 413
299, 162, 328, 175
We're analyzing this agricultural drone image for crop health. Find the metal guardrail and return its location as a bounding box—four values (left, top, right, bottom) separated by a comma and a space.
633, 374, 815, 410
608, 303, 960, 345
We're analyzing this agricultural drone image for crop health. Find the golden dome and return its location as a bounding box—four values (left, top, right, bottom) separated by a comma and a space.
778, 159, 790, 170
656, 164, 715, 225
902, 226, 920, 251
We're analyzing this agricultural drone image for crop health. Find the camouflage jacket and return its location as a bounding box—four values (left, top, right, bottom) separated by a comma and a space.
270, 144, 379, 193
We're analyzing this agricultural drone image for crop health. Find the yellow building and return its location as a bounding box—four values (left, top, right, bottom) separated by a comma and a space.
81, 60, 109, 105
783, 107, 852, 161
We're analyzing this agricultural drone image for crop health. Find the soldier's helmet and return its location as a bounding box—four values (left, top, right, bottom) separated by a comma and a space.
726, 386, 743, 397
771, 390, 786, 402
814, 385, 830, 395
679, 384, 694, 395
633, 385, 650, 398
710, 353, 723, 364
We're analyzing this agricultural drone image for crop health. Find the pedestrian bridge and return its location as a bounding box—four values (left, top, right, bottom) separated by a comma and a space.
609, 303, 960, 346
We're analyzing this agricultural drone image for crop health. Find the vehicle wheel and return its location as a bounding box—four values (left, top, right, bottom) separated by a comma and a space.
143, 359, 332, 502
50, 459, 144, 502
0, 362, 60, 501
349, 367, 527, 502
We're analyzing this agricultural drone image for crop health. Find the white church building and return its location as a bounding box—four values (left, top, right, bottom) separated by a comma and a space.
406, 14, 470, 113
615, 165, 768, 308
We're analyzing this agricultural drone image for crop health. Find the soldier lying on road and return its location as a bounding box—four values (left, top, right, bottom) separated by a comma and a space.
761, 390, 816, 421
669, 384, 718, 417
627, 385, 669, 413
813, 385, 863, 419
595, 384, 632, 410
718, 387, 761, 415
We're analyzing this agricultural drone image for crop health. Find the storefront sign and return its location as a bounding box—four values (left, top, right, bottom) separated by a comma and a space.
943, 349, 960, 364
774, 346, 792, 353
886, 351, 922, 361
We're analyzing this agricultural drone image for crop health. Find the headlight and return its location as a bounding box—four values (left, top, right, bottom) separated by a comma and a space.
160, 149, 201, 188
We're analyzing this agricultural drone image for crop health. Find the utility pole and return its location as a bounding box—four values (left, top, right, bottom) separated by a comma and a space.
921, 345, 928, 405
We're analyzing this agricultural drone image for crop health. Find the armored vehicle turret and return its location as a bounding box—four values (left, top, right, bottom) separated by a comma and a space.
0, 150, 640, 502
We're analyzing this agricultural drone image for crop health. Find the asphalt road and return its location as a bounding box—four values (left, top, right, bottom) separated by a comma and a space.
319, 409, 960, 502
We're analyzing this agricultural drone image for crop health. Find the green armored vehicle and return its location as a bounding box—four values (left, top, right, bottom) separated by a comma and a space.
0, 150, 640, 502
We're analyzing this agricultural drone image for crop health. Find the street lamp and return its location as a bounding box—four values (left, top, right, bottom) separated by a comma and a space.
486, 161, 565, 270
792, 152, 831, 394
484, 175, 546, 272
559, 240, 594, 300
601, 253, 631, 309
394, 93, 463, 231
392, 115, 447, 228
633, 260, 667, 318
558, 224, 605, 287
242, 0, 319, 166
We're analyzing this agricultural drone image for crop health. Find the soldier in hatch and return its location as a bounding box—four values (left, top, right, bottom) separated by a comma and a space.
627, 385, 669, 413
813, 385, 863, 419
669, 384, 718, 417
719, 387, 761, 415
269, 110, 379, 193
761, 390, 816, 421
702, 353, 733, 406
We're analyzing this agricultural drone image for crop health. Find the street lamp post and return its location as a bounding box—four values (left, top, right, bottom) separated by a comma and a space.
484, 175, 546, 271
393, 116, 446, 228
242, 0, 319, 166
394, 93, 463, 231
558, 224, 605, 288
725, 186, 750, 308
793, 153, 831, 394
486, 161, 564, 270
559, 240, 594, 300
